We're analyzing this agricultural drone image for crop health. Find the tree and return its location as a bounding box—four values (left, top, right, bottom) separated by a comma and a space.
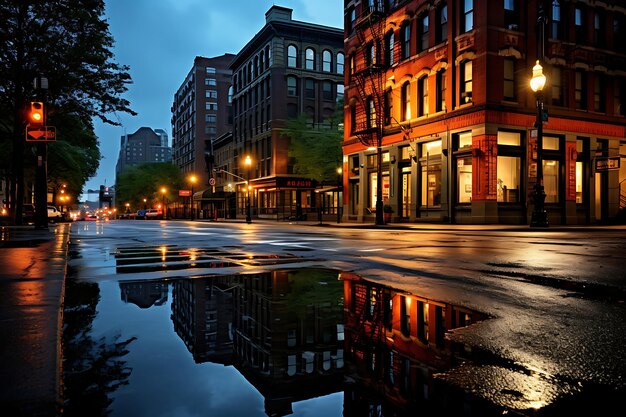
0, 1, 135, 223
286, 100, 343, 183
115, 163, 184, 211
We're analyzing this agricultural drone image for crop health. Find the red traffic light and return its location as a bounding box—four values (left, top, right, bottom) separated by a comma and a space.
28, 102, 45, 127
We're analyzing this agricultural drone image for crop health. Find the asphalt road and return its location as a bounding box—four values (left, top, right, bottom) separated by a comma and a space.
69, 219, 626, 414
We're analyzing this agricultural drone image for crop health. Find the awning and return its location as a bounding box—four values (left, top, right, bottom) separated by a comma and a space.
193, 190, 235, 201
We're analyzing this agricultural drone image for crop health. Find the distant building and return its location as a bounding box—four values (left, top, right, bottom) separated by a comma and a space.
171, 54, 235, 189
230, 6, 344, 220
115, 127, 172, 178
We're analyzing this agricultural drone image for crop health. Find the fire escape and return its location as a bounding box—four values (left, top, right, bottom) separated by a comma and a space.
349, 0, 388, 225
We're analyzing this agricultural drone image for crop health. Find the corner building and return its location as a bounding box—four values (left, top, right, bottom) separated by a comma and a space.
343, 0, 626, 224
231, 6, 344, 220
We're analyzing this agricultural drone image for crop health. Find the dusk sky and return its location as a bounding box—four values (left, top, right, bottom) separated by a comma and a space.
85, 0, 343, 197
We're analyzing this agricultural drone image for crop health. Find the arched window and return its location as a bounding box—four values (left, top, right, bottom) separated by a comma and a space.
323, 50, 332, 72
337, 52, 345, 74
386, 31, 395, 65
418, 76, 429, 116
401, 82, 411, 121
228, 86, 233, 104
288, 45, 298, 68
305, 47, 316, 70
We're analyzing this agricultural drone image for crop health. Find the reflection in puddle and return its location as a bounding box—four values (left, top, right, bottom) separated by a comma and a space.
64, 268, 582, 416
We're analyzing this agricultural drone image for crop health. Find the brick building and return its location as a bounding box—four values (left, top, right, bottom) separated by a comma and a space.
230, 6, 344, 220
342, 0, 626, 224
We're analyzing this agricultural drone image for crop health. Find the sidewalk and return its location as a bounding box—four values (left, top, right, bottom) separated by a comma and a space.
0, 223, 70, 417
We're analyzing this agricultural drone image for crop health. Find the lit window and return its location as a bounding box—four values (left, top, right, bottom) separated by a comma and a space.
401, 82, 411, 121
461, 60, 473, 103
418, 76, 429, 117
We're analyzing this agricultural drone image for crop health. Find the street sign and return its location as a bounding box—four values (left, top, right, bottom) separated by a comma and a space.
179, 190, 191, 197
595, 156, 620, 171
209, 177, 215, 186
26, 126, 56, 142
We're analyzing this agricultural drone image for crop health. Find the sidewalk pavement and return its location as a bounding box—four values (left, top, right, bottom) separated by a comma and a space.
0, 223, 70, 417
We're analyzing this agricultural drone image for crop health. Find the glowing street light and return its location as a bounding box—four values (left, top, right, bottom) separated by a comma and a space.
529, 61, 548, 228
160, 187, 168, 220
244, 156, 252, 224
188, 175, 197, 221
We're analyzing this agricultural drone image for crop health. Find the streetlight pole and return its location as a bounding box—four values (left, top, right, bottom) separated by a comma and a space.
161, 187, 167, 220
337, 167, 343, 224
245, 155, 252, 224
188, 175, 197, 221
530, 2, 548, 228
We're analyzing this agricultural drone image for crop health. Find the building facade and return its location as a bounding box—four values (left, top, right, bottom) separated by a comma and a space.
171, 54, 235, 190
230, 6, 344, 220
114, 127, 171, 178
343, 0, 626, 225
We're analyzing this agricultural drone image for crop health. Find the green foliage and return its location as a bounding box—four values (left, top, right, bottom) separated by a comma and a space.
285, 101, 343, 182
0, 1, 135, 214
115, 163, 184, 211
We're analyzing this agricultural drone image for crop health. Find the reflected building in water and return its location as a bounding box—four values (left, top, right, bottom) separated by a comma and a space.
119, 280, 168, 309
171, 277, 234, 364
341, 272, 495, 416
170, 269, 345, 416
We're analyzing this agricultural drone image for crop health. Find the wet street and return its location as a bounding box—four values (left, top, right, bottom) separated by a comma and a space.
64, 220, 626, 416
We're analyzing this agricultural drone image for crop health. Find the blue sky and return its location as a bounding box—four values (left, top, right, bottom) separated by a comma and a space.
85, 0, 343, 197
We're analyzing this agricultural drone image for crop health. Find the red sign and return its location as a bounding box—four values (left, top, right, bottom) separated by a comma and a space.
179, 190, 192, 197
26, 126, 56, 142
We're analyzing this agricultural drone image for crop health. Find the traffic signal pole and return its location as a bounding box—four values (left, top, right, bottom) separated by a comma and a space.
32, 77, 49, 229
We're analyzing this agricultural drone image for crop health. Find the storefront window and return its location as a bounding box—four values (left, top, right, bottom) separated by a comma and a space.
497, 131, 522, 203
421, 141, 442, 207
458, 157, 472, 203
576, 138, 588, 204
459, 131, 472, 148
543, 160, 559, 203
369, 172, 390, 210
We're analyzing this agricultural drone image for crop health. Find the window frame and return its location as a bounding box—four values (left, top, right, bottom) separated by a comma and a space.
305, 47, 315, 70
287, 45, 298, 68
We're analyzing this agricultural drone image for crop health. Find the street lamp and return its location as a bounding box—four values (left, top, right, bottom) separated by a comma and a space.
336, 167, 343, 224
160, 187, 167, 220
143, 198, 147, 210
125, 203, 130, 214
244, 155, 252, 224
188, 175, 197, 221
530, 60, 549, 227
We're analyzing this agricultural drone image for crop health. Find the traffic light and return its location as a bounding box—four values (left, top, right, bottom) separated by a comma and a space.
28, 102, 45, 127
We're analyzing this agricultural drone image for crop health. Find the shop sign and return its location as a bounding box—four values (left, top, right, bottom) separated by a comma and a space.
595, 157, 620, 171
277, 178, 317, 189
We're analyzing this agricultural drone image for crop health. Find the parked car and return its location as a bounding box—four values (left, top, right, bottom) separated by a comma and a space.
144, 209, 162, 219
47, 206, 62, 222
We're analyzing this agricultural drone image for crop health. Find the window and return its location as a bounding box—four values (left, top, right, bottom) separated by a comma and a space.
322, 81, 333, 101
305, 79, 315, 99
504, 0, 519, 29
615, 79, 625, 116
287, 76, 298, 96
503, 58, 515, 101
418, 301, 429, 343
322, 50, 332, 72
206, 90, 217, 99
575, 70, 587, 110
401, 22, 411, 59
615, 14, 625, 45
497, 131, 521, 203
206, 102, 218, 110
366, 42, 376, 67
206, 78, 216, 86
386, 31, 395, 65
206, 67, 216, 74
419, 14, 429, 52
456, 132, 473, 203
383, 89, 392, 125
305, 48, 315, 70
437, 4, 448, 43
418, 76, 428, 117
421, 141, 442, 207
551, 1, 563, 39
367, 96, 377, 128
575, 138, 588, 204
542, 136, 561, 203
463, 0, 474, 33
551, 67, 563, 106
400, 296, 410, 336
348, 7, 356, 33
594, 74, 606, 112
205, 114, 217, 123
461, 60, 473, 103
288, 45, 298, 67
436, 69, 446, 112
228, 86, 233, 103
575, 6, 586, 44
336, 85, 344, 103
594, 10, 603, 46
337, 52, 344, 74
401, 82, 411, 121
